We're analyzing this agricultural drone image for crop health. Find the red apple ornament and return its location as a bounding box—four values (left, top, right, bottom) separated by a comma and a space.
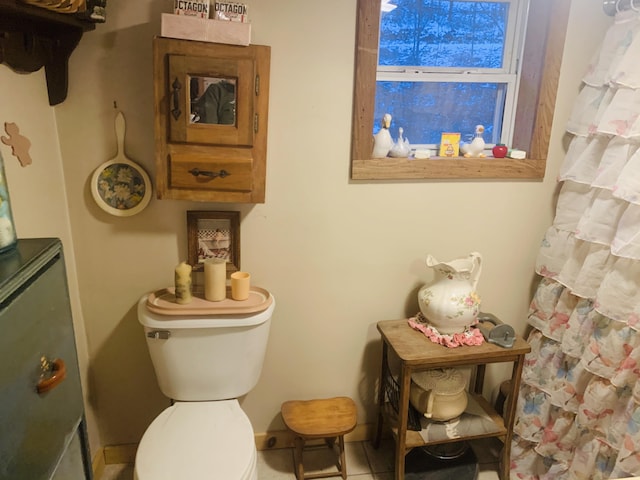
492, 143, 508, 158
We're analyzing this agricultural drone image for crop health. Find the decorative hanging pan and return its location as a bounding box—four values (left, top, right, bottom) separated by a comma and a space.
91, 111, 152, 217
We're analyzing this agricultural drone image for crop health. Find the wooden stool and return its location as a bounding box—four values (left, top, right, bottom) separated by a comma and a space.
281, 396, 357, 480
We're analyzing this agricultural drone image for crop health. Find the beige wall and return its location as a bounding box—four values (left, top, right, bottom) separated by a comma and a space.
0, 69, 98, 446
0, 0, 611, 455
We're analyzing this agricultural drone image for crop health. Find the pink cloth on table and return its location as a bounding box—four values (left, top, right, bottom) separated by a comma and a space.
408, 313, 485, 348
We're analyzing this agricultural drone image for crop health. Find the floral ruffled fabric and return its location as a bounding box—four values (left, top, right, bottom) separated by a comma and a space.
511, 10, 640, 480
408, 312, 485, 348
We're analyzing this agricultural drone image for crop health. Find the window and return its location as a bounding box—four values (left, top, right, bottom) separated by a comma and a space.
376, 0, 527, 149
351, 0, 571, 180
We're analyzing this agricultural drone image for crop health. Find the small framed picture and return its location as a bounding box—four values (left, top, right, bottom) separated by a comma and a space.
187, 210, 240, 274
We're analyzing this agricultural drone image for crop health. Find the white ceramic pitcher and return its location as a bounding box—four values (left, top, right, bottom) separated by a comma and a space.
418, 252, 482, 334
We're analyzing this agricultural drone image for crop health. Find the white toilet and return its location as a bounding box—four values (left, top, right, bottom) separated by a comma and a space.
134, 291, 275, 480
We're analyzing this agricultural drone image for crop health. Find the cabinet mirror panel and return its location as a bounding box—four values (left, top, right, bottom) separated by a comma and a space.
190, 76, 237, 126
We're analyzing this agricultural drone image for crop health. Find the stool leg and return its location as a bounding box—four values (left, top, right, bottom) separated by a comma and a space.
293, 436, 305, 480
338, 435, 347, 480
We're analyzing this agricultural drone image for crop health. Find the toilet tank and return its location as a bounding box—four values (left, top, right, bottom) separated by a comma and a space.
137, 294, 275, 401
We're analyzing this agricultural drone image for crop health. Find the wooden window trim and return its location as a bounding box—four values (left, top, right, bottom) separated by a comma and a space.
350, 0, 571, 180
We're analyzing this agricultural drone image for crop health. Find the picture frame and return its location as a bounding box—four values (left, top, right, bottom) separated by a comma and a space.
187, 210, 240, 274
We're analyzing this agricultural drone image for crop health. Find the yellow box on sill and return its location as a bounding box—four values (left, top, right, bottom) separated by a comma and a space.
439, 132, 461, 157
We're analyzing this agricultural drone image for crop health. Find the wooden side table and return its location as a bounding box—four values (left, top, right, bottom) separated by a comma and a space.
373, 319, 530, 480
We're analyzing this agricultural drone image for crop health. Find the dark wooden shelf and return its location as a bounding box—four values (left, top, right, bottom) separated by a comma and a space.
0, 0, 96, 105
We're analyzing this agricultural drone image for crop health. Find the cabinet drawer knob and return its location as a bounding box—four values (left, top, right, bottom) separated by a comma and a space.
188, 168, 230, 179
36, 357, 66, 394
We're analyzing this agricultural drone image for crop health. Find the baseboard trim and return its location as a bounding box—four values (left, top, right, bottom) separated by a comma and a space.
97, 422, 374, 469
104, 443, 138, 465
92, 447, 106, 479
254, 423, 372, 450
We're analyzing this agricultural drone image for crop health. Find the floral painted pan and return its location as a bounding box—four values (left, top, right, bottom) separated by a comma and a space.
91, 111, 152, 217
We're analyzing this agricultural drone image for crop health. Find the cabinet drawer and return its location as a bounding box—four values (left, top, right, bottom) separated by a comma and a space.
169, 149, 253, 192
0, 257, 83, 479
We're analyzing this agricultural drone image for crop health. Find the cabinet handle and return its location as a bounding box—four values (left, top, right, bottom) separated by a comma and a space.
188, 168, 230, 179
36, 358, 66, 394
171, 77, 182, 120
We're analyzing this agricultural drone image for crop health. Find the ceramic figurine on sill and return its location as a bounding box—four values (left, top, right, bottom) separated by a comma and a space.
460, 124, 486, 157
389, 127, 411, 158
372, 113, 393, 158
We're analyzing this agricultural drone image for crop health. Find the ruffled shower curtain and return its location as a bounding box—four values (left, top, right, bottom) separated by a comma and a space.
510, 8, 640, 480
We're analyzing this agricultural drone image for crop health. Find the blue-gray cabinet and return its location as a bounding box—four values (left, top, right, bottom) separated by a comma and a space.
0, 238, 92, 479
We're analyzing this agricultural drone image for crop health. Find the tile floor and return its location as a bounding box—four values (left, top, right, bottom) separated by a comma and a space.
100, 437, 502, 480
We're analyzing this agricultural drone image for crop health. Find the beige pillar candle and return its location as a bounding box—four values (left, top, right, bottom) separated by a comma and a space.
174, 261, 193, 304
230, 271, 251, 301
204, 258, 227, 301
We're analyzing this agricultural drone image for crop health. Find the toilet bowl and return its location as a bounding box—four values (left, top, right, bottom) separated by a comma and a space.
134, 290, 275, 480
134, 401, 257, 480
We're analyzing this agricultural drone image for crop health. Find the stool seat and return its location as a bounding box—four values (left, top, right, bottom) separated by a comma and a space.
281, 396, 357, 480
282, 396, 357, 438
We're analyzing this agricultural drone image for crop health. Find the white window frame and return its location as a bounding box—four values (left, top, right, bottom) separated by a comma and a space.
376, 0, 530, 151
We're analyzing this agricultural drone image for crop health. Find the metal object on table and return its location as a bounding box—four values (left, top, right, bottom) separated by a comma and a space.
476, 313, 515, 348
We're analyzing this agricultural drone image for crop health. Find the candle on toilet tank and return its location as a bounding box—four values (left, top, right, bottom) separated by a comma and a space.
174, 261, 193, 304
204, 258, 226, 301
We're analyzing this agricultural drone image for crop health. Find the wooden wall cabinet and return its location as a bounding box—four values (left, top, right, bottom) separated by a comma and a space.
153, 37, 271, 203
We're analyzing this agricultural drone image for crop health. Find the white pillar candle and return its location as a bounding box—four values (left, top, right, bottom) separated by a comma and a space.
174, 261, 193, 304
204, 258, 226, 301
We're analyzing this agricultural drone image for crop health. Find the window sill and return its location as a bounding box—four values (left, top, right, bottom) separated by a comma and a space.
351, 156, 546, 180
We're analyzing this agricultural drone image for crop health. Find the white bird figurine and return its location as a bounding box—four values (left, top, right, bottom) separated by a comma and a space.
389, 127, 411, 158
460, 125, 486, 157
372, 113, 393, 158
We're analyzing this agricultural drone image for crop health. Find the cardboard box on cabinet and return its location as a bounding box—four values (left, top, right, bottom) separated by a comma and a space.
161, 13, 251, 46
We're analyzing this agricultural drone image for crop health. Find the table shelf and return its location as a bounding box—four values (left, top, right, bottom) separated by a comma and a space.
381, 393, 507, 449
373, 319, 530, 480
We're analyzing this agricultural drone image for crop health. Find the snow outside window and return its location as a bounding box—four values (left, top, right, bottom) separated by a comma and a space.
375, 0, 529, 151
